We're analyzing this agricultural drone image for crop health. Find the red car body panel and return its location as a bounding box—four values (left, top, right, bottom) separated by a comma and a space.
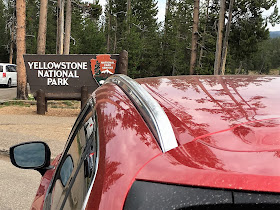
137, 76, 280, 147
31, 155, 61, 210
29, 75, 280, 209
136, 142, 280, 193
85, 83, 161, 209
134, 76, 280, 192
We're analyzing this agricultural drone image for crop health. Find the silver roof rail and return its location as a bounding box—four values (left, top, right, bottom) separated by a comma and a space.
105, 74, 178, 153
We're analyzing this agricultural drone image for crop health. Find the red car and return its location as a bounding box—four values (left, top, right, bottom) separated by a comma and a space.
10, 75, 280, 209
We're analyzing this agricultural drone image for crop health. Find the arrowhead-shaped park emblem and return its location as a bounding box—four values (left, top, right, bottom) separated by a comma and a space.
90, 54, 116, 76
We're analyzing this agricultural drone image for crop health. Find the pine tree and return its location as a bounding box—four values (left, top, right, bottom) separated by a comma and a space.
128, 0, 161, 77
63, 0, 71, 54
197, 0, 278, 75
220, 0, 234, 75
104, 0, 127, 54
213, 0, 225, 75
68, 0, 84, 54
7, 0, 16, 63
0, 0, 9, 62
79, 18, 106, 54
78, 1, 104, 54
16, 0, 28, 99
161, 0, 176, 76
189, 0, 200, 75
198, 0, 210, 71
162, 0, 194, 76
37, 0, 48, 54
45, 0, 57, 54
104, 0, 161, 77
227, 0, 277, 74
25, 0, 39, 54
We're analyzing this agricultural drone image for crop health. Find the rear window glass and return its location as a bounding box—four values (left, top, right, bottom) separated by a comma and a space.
0, 66, 3, 72
6, 65, 16, 72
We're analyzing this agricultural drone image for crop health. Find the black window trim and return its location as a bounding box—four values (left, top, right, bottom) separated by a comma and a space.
82, 113, 99, 210
60, 112, 99, 209
124, 180, 280, 209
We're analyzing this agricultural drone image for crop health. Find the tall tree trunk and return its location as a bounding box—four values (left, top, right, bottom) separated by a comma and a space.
198, 0, 210, 69
162, 0, 170, 74
127, 0, 131, 34
56, 0, 60, 53
37, 0, 48, 54
9, 39, 14, 64
64, 0, 71, 54
164, 0, 170, 33
57, 0, 65, 54
113, 18, 117, 53
16, 0, 27, 99
9, 21, 15, 63
220, 0, 234, 75
172, 28, 180, 76
106, 1, 111, 53
189, 0, 200, 75
163, 0, 170, 47
214, 0, 225, 75
107, 14, 111, 52
236, 61, 242, 74
172, 47, 177, 76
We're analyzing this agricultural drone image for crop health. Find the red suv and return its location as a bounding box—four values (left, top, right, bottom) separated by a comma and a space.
10, 75, 280, 209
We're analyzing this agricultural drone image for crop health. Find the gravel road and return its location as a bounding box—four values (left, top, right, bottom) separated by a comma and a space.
0, 156, 41, 210
0, 87, 16, 102
0, 114, 76, 158
0, 106, 78, 209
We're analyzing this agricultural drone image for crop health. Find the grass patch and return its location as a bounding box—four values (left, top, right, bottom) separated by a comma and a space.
28, 94, 35, 100
0, 101, 31, 108
62, 100, 74, 106
0, 99, 80, 109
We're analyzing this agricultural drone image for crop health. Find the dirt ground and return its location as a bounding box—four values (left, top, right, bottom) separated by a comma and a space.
0, 102, 80, 210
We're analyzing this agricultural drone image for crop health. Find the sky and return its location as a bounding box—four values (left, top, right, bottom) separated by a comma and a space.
95, 0, 280, 31
263, 0, 280, 31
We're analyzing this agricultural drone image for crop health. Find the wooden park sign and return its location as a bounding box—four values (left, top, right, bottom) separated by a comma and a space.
24, 50, 128, 114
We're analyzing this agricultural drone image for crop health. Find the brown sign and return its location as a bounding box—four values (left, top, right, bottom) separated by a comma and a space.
24, 54, 120, 98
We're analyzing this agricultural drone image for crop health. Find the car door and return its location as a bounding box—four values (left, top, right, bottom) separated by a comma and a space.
43, 99, 99, 210
0, 65, 4, 84
6, 65, 17, 86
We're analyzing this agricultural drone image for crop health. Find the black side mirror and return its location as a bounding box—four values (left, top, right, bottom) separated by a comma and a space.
10, 141, 51, 176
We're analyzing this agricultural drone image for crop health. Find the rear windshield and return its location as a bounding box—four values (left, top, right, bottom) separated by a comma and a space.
6, 65, 16, 72
0, 66, 3, 72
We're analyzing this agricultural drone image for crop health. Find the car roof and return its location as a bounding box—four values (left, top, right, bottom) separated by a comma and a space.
136, 75, 280, 151
95, 75, 280, 197
133, 75, 280, 193
0, 63, 16, 66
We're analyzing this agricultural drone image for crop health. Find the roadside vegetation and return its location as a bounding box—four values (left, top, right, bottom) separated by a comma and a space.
0, 100, 80, 109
